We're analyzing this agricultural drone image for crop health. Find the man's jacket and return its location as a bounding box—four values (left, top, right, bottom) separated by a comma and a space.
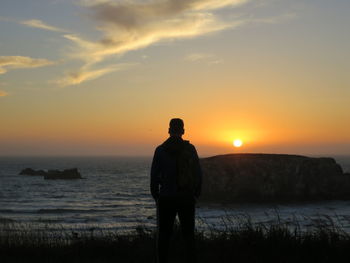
150, 136, 202, 200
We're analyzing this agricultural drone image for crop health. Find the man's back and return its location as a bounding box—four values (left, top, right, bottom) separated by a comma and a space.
150, 136, 202, 200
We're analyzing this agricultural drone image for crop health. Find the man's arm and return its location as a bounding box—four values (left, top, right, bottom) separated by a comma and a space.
192, 145, 202, 199
150, 147, 161, 200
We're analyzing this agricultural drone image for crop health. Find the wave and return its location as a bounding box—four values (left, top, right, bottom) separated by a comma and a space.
0, 209, 14, 213
36, 218, 62, 223
37, 208, 111, 214
51, 195, 65, 199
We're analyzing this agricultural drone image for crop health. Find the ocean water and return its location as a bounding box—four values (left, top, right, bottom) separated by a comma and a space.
1, 156, 350, 233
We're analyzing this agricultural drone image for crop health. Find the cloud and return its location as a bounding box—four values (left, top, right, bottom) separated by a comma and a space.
0, 56, 54, 74
186, 53, 213, 62
0, 67, 7, 74
185, 53, 223, 64
0, 90, 8, 97
56, 63, 136, 87
85, 0, 247, 26
63, 12, 234, 64
8, 1, 292, 86
56, 0, 248, 85
20, 19, 67, 32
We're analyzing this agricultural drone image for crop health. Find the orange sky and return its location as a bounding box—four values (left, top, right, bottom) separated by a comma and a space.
0, 0, 349, 156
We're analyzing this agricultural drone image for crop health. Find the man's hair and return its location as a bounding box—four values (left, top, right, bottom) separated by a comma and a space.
169, 118, 184, 135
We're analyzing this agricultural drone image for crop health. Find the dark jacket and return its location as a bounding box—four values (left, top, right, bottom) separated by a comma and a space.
150, 136, 202, 200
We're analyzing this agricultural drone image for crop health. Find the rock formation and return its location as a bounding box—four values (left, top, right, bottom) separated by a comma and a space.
200, 154, 350, 203
19, 168, 82, 180
19, 168, 46, 176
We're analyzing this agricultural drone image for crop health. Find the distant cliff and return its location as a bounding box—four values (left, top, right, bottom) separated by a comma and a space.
200, 154, 350, 203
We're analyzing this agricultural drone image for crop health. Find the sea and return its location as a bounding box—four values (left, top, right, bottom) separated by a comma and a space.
1, 156, 350, 233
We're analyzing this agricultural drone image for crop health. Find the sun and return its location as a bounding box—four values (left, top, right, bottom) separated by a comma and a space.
233, 139, 243, 148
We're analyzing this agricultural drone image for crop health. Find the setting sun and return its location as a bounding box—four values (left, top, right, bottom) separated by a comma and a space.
233, 139, 243, 148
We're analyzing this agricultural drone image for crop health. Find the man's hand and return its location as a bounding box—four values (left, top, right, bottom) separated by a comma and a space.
152, 193, 160, 202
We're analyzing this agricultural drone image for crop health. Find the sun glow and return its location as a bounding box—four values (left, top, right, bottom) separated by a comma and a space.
233, 139, 243, 148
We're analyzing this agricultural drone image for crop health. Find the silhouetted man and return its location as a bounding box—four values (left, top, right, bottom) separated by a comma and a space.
151, 118, 202, 263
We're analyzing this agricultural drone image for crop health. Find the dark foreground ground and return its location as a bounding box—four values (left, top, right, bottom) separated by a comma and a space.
1, 218, 350, 263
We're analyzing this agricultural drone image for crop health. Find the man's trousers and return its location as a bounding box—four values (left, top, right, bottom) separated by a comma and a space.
156, 196, 196, 263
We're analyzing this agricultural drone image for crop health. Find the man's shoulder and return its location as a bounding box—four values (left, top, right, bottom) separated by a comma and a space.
154, 143, 167, 154
155, 145, 163, 152
154, 139, 197, 152
183, 140, 195, 147
183, 140, 198, 153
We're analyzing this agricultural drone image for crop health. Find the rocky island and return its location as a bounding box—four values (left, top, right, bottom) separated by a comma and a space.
200, 153, 350, 203
19, 168, 82, 180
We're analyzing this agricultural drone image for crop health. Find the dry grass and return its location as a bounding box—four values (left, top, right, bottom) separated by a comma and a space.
1, 215, 350, 263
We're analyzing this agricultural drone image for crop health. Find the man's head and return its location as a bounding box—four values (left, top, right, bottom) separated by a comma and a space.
168, 118, 184, 137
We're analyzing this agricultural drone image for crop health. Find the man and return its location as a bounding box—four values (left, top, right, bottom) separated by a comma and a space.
150, 118, 202, 263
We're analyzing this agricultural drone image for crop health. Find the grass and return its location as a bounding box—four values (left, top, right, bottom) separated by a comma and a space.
1, 215, 350, 263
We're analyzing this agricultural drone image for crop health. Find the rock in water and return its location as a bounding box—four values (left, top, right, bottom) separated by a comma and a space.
200, 154, 350, 203
19, 168, 82, 179
19, 168, 47, 176
44, 168, 82, 180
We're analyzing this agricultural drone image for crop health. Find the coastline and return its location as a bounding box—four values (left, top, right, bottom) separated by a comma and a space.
1, 155, 350, 261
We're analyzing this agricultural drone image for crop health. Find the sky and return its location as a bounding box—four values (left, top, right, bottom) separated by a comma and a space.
0, 0, 349, 156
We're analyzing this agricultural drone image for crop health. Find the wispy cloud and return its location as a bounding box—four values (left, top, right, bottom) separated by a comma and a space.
185, 53, 223, 64
20, 19, 67, 32
12, 0, 291, 86
0, 56, 54, 74
0, 90, 8, 97
0, 67, 7, 74
56, 0, 248, 85
56, 63, 137, 87
80, 0, 247, 10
